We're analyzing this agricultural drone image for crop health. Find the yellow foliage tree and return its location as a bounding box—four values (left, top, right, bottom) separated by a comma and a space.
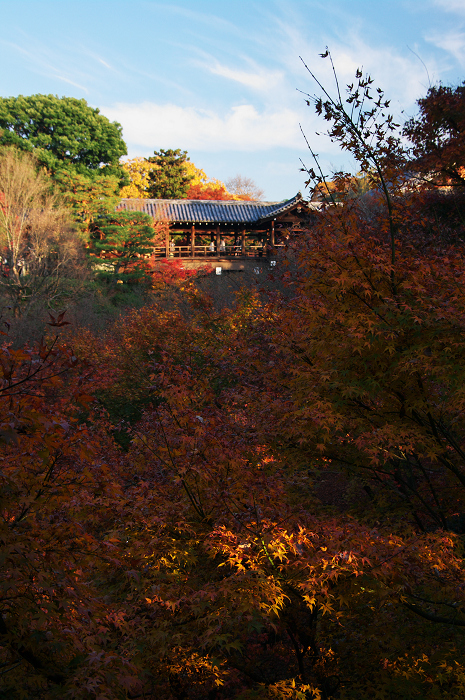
184, 161, 230, 197
183, 161, 208, 187
121, 157, 237, 200
120, 157, 159, 198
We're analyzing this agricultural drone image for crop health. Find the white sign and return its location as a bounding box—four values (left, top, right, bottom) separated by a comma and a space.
216, 267, 222, 275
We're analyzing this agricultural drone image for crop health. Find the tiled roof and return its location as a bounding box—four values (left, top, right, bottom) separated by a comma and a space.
118, 192, 313, 225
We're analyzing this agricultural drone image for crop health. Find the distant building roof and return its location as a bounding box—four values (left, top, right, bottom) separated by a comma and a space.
119, 192, 316, 226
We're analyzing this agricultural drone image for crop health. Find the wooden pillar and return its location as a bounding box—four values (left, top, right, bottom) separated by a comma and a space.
165, 229, 170, 258
191, 225, 195, 257
270, 220, 275, 248
241, 228, 246, 256
216, 226, 220, 257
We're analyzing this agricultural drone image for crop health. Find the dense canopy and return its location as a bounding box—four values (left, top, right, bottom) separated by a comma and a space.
0, 94, 127, 178
3, 63, 465, 700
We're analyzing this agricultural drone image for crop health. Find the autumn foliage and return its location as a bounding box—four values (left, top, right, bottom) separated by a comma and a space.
185, 182, 234, 200
3, 58, 465, 700
403, 82, 465, 187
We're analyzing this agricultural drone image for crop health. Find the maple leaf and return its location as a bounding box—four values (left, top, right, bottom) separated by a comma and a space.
47, 310, 70, 327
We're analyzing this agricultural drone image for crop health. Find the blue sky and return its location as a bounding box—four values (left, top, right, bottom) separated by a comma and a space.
1, 0, 465, 200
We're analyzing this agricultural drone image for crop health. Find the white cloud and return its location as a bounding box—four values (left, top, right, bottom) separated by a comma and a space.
102, 13, 440, 171
80, 48, 113, 71
284, 36, 433, 112
102, 102, 304, 151
203, 59, 284, 92
431, 0, 465, 14
147, 3, 243, 36
269, 7, 442, 108
54, 75, 90, 93
426, 30, 465, 65
0, 38, 92, 94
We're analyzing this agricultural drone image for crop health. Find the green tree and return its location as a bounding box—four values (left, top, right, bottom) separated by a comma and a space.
54, 170, 121, 238
0, 94, 127, 180
146, 148, 194, 199
89, 210, 155, 284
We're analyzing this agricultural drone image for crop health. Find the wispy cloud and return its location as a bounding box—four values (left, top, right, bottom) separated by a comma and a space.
97, 57, 112, 69
78, 47, 114, 71
1, 37, 93, 94
104, 12, 438, 161
1, 33, 197, 102
431, 0, 465, 14
54, 75, 90, 93
146, 3, 244, 37
204, 59, 284, 93
270, 17, 440, 113
426, 30, 465, 66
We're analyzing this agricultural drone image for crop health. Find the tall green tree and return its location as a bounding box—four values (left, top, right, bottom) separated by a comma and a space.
89, 210, 155, 284
0, 94, 127, 180
54, 170, 121, 238
146, 148, 194, 199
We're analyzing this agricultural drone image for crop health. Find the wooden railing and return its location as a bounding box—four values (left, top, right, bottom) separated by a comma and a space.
152, 245, 285, 259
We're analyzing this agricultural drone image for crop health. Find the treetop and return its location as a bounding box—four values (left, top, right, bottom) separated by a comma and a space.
0, 93, 127, 178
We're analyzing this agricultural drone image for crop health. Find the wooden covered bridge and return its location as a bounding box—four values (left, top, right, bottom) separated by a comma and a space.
119, 192, 318, 269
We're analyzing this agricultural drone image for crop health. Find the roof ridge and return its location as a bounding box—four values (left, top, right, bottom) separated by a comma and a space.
118, 193, 311, 225
122, 198, 289, 205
